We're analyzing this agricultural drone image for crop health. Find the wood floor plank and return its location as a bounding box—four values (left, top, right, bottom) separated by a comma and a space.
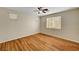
0, 33, 79, 51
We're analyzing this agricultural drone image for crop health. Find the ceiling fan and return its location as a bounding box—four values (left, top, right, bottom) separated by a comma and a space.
34, 7, 49, 14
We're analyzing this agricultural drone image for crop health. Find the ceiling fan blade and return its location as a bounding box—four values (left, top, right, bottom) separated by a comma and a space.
42, 9, 48, 13
42, 10, 46, 13
44, 9, 48, 11
38, 11, 40, 14
38, 7, 42, 11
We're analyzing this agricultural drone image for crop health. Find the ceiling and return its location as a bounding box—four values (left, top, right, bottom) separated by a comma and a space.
7, 7, 75, 16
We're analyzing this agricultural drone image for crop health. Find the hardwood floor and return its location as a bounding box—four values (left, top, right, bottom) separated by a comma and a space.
0, 33, 79, 51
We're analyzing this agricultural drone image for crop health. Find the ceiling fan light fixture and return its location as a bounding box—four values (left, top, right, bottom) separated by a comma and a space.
34, 7, 49, 14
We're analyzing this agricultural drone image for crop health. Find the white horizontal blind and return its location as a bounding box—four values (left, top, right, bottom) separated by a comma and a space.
46, 16, 61, 29
46, 17, 52, 28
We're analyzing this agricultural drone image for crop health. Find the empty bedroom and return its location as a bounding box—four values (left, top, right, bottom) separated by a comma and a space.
0, 7, 79, 51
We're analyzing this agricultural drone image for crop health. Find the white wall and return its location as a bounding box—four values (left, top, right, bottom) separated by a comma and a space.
40, 8, 79, 43
0, 8, 40, 43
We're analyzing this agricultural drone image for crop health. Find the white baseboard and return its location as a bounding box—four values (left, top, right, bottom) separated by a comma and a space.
41, 32, 79, 43
1, 32, 79, 44
0, 32, 38, 43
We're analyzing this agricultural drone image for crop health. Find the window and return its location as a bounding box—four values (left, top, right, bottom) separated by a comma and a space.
46, 16, 61, 29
